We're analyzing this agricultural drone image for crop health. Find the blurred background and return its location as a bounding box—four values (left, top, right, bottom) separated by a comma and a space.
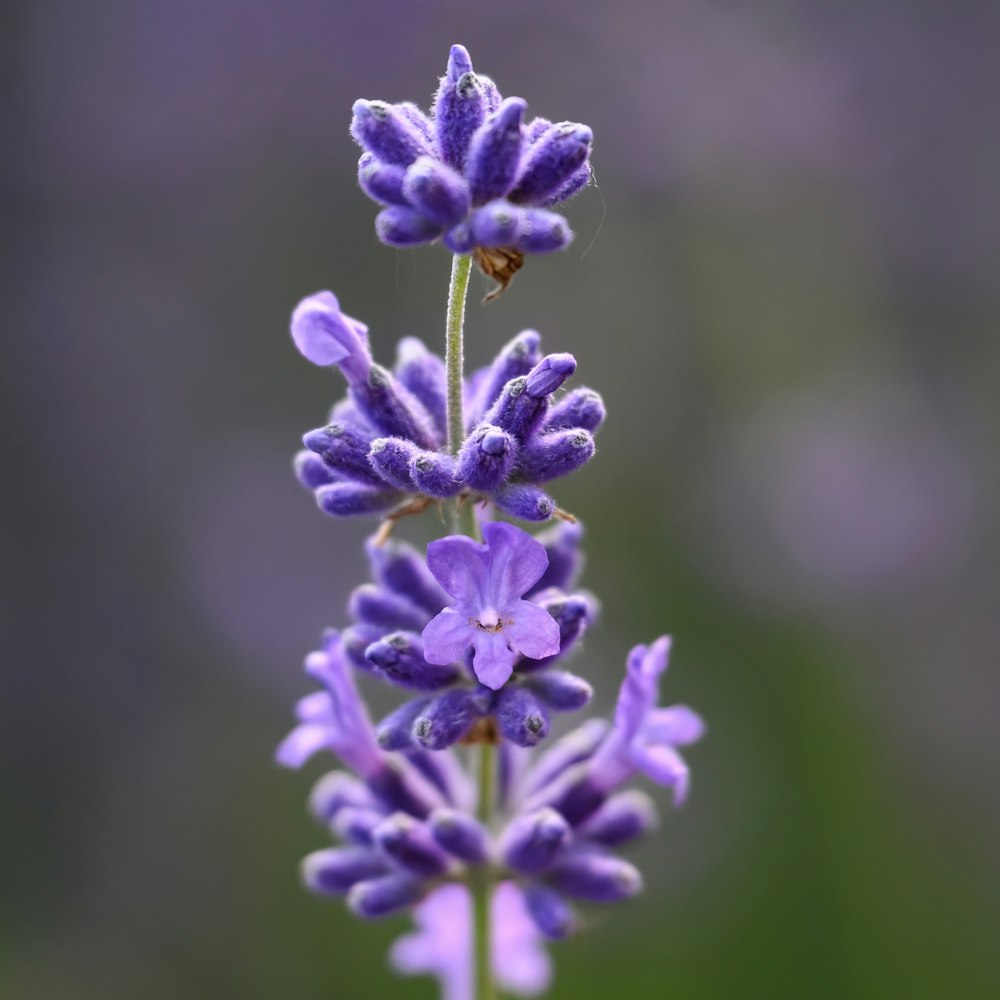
3, 1, 999, 997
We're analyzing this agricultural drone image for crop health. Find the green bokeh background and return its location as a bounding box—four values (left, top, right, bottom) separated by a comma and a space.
3, 2, 998, 997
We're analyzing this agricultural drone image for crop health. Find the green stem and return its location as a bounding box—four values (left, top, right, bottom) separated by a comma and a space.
473, 744, 497, 1000
444, 253, 477, 538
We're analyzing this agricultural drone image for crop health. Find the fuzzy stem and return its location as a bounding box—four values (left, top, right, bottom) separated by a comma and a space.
472, 743, 497, 1000
444, 253, 477, 537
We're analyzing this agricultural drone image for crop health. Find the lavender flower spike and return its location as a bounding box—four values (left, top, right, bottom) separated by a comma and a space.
422, 522, 560, 689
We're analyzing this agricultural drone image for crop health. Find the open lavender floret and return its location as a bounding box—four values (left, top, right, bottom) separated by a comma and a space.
291, 290, 604, 523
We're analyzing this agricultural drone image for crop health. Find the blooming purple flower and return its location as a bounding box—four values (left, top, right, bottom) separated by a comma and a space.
390, 882, 551, 1000
422, 522, 561, 689
351, 44, 594, 283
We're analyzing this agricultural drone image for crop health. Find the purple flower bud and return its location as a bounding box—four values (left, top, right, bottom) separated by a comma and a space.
366, 761, 442, 819
442, 221, 475, 254
373, 813, 450, 878
410, 451, 462, 498
412, 688, 482, 750
351, 365, 437, 449
527, 116, 553, 143
518, 429, 595, 483
375, 206, 444, 247
398, 102, 435, 145
375, 697, 431, 751
511, 122, 593, 204
331, 806, 386, 846
403, 157, 470, 229
315, 482, 403, 518
513, 209, 574, 253
406, 750, 471, 805
518, 593, 594, 671
368, 437, 419, 490
483, 376, 547, 443
472, 329, 542, 422
496, 686, 551, 747
480, 76, 501, 113
308, 771, 376, 823
365, 632, 461, 690
525, 354, 577, 398
294, 450, 338, 489
544, 162, 591, 206
524, 885, 576, 941
394, 338, 447, 442
466, 98, 527, 204
351, 99, 430, 167
458, 424, 518, 492
304, 424, 383, 487
428, 808, 490, 864
528, 521, 584, 595
290, 292, 371, 377
579, 790, 658, 847
493, 483, 555, 522
500, 807, 571, 875
544, 387, 606, 433
349, 584, 428, 633
341, 623, 383, 672
365, 537, 448, 616
469, 200, 520, 247
357, 152, 409, 206
348, 873, 426, 919
523, 670, 593, 712
302, 847, 388, 895
542, 773, 607, 826
547, 850, 643, 902
433, 45, 488, 170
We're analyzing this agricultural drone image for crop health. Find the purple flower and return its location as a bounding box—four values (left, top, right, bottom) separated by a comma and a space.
584, 637, 706, 806
275, 630, 384, 779
422, 522, 561, 689
390, 882, 551, 1000
350, 45, 594, 295
290, 291, 371, 379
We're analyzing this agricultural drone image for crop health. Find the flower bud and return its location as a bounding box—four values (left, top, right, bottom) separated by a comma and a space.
349, 584, 428, 633
315, 482, 403, 517
524, 885, 576, 940
294, 450, 338, 490
375, 206, 444, 247
525, 354, 576, 398
365, 537, 448, 616
357, 152, 408, 206
429, 808, 490, 864
368, 437, 419, 490
351, 365, 437, 449
500, 807, 571, 875
493, 483, 554, 522
547, 850, 643, 902
373, 813, 450, 878
301, 847, 387, 895
375, 697, 432, 751
410, 451, 462, 498
304, 423, 383, 487
412, 688, 482, 750
524, 670, 593, 711
433, 45, 488, 169
309, 771, 375, 823
511, 121, 593, 204
579, 790, 658, 847
331, 806, 386, 846
544, 387, 606, 433
351, 99, 430, 167
365, 632, 461, 690
394, 338, 447, 441
517, 429, 595, 483
403, 156, 470, 228
466, 98, 526, 204
472, 329, 542, 422
458, 424, 518, 491
347, 874, 426, 918
514, 209, 574, 253
496, 685, 551, 746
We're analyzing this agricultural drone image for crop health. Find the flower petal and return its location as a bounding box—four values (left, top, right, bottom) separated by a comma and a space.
275, 723, 331, 768
507, 600, 561, 660
482, 522, 549, 606
472, 632, 516, 689
422, 608, 474, 665
642, 705, 706, 746
426, 535, 488, 603
630, 743, 690, 805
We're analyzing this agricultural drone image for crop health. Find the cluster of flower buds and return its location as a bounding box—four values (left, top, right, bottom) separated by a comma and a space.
278, 44, 705, 1000
351, 45, 594, 297
291, 290, 604, 522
